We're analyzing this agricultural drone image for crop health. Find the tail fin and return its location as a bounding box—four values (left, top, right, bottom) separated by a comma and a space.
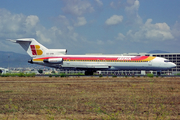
8, 38, 48, 58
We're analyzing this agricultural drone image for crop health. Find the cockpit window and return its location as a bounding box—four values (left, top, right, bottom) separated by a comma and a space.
164, 60, 170, 62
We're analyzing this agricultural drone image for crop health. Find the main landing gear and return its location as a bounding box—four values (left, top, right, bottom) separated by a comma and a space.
157, 71, 161, 76
85, 71, 94, 75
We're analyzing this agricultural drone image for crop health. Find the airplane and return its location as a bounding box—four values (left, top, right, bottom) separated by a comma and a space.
8, 38, 176, 75
0, 67, 9, 74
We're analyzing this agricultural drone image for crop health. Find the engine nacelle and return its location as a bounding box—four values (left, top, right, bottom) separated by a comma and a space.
43, 58, 63, 64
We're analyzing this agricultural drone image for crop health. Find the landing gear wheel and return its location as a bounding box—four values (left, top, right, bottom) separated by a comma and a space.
89, 71, 93, 75
85, 71, 94, 75
157, 71, 161, 76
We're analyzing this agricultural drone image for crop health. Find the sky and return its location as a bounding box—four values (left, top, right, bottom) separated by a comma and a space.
0, 0, 180, 55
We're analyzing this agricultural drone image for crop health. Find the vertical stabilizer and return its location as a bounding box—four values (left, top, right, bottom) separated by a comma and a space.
8, 38, 48, 58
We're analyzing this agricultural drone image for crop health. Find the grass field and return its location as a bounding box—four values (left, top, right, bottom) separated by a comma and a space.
0, 77, 180, 120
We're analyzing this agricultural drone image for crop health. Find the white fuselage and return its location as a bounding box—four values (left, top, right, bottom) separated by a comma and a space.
31, 55, 176, 71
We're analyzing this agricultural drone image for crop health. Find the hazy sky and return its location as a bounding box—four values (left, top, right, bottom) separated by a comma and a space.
1, 0, 180, 55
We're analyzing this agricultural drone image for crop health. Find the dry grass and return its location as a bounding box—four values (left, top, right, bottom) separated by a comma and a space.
0, 77, 180, 119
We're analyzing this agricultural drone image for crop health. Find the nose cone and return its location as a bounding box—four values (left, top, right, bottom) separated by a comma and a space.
170, 63, 176, 69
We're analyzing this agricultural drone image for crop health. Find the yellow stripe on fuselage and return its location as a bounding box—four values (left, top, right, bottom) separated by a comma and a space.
143, 56, 156, 61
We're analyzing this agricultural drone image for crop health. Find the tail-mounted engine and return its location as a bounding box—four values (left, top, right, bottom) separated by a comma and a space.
43, 58, 63, 64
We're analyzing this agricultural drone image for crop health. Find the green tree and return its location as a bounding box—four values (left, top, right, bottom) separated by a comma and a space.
38, 69, 43, 74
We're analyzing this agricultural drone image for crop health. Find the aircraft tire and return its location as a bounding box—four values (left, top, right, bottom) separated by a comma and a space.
85, 71, 93, 75
157, 71, 161, 76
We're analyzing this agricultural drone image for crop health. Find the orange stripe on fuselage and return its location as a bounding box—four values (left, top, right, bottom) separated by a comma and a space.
142, 56, 156, 61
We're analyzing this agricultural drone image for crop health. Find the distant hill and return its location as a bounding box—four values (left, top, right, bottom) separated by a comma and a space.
148, 50, 169, 53
0, 51, 32, 68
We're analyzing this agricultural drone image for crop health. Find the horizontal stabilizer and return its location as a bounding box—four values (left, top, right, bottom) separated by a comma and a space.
7, 38, 33, 43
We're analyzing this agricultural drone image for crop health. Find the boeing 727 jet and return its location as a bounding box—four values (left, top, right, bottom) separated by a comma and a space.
9, 38, 176, 75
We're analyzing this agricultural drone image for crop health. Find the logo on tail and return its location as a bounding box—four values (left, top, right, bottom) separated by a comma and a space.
30, 45, 43, 55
